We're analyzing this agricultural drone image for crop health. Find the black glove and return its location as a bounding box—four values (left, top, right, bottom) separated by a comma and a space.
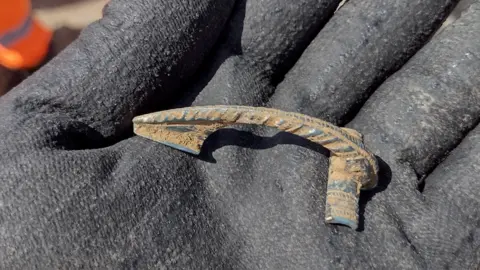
1, 0, 479, 268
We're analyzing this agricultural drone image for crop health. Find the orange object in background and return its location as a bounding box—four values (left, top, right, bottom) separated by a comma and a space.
0, 0, 52, 70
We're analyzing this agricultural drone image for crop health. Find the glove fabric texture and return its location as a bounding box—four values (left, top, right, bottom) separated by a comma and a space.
1, 0, 479, 269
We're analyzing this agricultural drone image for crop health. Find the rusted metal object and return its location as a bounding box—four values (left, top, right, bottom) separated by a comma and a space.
132, 105, 379, 230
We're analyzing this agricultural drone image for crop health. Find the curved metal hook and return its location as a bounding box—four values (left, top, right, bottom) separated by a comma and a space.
133, 105, 379, 230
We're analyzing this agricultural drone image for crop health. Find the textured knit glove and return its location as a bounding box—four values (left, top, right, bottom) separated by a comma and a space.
1, 0, 479, 269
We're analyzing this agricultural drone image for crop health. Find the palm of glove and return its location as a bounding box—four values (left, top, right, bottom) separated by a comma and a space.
1, 0, 479, 269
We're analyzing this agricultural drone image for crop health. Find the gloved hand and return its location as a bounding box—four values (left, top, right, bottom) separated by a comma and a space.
1, 0, 479, 268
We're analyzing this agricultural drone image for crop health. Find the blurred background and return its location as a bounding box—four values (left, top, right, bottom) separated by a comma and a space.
33, 0, 106, 29
0, 0, 107, 95
0, 0, 475, 97
33, 0, 107, 62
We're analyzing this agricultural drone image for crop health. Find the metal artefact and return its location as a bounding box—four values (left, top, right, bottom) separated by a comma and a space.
132, 105, 379, 230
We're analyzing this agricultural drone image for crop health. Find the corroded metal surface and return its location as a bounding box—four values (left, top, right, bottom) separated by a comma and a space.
132, 105, 379, 230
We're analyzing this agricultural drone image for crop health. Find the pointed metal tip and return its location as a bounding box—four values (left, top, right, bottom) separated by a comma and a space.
325, 216, 358, 230
132, 112, 164, 124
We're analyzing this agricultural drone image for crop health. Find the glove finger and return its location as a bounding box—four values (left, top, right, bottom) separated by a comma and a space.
417, 125, 480, 269
180, 0, 342, 106
345, 3, 480, 267
0, 0, 235, 145
269, 0, 459, 125
348, 0, 480, 193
